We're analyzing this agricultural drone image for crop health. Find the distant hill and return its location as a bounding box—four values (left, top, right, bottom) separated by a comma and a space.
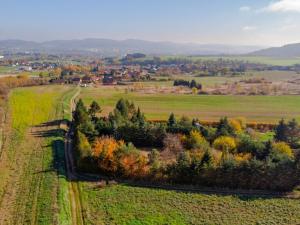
0, 38, 263, 56
250, 43, 300, 58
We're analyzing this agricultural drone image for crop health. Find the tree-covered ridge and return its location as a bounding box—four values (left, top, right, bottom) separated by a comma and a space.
73, 98, 300, 191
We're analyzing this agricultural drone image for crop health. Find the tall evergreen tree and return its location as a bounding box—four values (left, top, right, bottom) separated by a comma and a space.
190, 79, 197, 88
167, 113, 176, 127
216, 117, 234, 137
88, 101, 101, 118
287, 119, 300, 148
275, 119, 288, 142
116, 98, 128, 118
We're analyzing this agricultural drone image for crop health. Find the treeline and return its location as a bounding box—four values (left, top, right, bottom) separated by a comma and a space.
73, 99, 300, 191
173, 79, 202, 89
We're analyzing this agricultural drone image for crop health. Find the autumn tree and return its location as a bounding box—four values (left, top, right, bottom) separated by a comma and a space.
182, 130, 209, 150
93, 136, 124, 173
272, 142, 294, 158
213, 136, 236, 153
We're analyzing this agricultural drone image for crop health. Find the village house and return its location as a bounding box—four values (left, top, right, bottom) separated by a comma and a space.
71, 77, 81, 85
103, 74, 116, 85
49, 78, 65, 85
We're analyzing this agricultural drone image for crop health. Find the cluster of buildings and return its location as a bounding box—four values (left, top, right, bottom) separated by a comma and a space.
50, 64, 153, 86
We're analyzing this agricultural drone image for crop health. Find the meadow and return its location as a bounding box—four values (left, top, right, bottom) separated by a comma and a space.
80, 183, 300, 225
0, 85, 76, 224
80, 86, 300, 123
160, 55, 300, 66
142, 71, 300, 88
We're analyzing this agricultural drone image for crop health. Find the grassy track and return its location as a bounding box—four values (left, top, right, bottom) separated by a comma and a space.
0, 85, 77, 224
80, 86, 300, 122
80, 184, 300, 225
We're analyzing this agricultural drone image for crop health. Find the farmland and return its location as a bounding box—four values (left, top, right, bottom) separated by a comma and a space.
138, 71, 300, 88
80, 86, 300, 122
1, 84, 300, 225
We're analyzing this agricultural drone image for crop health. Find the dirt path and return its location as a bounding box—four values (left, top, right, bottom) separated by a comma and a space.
64, 89, 85, 225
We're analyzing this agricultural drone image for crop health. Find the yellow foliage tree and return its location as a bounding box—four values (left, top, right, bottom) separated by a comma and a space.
213, 136, 236, 153
229, 119, 243, 133
272, 142, 294, 158
192, 87, 198, 95
234, 153, 252, 163
181, 130, 209, 150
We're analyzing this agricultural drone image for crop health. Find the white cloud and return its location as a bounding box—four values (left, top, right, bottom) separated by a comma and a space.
264, 0, 300, 13
239, 6, 251, 12
242, 26, 257, 31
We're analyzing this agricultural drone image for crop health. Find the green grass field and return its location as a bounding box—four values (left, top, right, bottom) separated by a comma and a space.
0, 85, 76, 224
80, 86, 300, 123
0, 66, 15, 74
80, 184, 300, 225
159, 55, 300, 66
141, 71, 300, 88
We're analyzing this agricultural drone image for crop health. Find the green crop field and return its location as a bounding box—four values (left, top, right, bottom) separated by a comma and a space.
142, 71, 300, 88
80, 184, 300, 225
0, 85, 76, 224
0, 66, 15, 74
159, 55, 300, 66
80, 86, 300, 123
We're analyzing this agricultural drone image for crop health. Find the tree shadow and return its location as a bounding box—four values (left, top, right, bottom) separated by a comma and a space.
119, 181, 292, 201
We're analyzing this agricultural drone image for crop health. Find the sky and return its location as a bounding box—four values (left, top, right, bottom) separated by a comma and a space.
1, 0, 300, 46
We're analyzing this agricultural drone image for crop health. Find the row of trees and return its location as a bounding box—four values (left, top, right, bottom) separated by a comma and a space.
173, 79, 202, 89
73, 99, 300, 191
